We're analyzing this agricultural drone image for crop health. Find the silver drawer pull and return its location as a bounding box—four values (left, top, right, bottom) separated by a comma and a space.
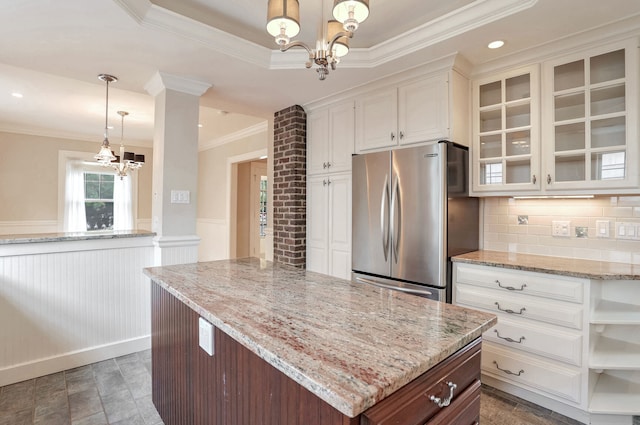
495, 302, 526, 315
496, 280, 527, 291
494, 329, 525, 344
493, 361, 524, 376
428, 381, 457, 408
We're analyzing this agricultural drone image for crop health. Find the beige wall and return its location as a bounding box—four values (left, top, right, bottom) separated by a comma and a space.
482, 196, 640, 264
236, 162, 251, 257
0, 131, 153, 223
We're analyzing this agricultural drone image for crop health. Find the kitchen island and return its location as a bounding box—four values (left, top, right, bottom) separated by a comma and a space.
144, 258, 496, 424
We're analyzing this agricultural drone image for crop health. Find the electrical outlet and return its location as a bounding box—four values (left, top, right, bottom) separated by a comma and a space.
616, 222, 640, 240
552, 220, 571, 237
596, 220, 610, 238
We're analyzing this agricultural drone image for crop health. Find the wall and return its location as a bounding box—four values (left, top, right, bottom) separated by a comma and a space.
236, 161, 251, 258
0, 131, 153, 231
196, 129, 268, 261
482, 196, 640, 264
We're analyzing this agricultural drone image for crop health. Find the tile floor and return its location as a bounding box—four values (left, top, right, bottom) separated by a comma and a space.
0, 350, 585, 425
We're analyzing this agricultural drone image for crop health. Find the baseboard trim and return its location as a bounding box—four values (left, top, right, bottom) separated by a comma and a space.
0, 335, 151, 387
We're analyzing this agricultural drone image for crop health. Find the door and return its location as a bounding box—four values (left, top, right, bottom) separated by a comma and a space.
351, 150, 391, 277
390, 143, 445, 287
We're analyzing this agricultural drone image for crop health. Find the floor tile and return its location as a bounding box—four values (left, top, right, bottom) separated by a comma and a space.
70, 412, 108, 425
101, 389, 139, 424
68, 386, 103, 421
95, 371, 128, 398
123, 371, 152, 400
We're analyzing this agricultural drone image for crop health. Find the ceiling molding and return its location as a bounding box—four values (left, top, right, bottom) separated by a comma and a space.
145, 71, 212, 97
199, 121, 268, 152
113, 0, 272, 68
116, 0, 537, 71
0, 125, 152, 148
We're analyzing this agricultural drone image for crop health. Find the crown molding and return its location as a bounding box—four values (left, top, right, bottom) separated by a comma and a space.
115, 0, 537, 71
0, 125, 152, 147
198, 121, 268, 152
145, 71, 212, 97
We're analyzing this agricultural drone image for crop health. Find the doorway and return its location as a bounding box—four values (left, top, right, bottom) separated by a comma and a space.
232, 159, 268, 259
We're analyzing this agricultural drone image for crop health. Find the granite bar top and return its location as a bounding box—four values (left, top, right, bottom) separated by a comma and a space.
0, 230, 155, 245
453, 250, 640, 281
144, 258, 497, 418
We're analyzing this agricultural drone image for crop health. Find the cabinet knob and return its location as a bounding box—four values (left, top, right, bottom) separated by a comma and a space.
323, 162, 328, 169
428, 381, 457, 408
323, 179, 327, 186
327, 162, 331, 168
327, 179, 332, 185
547, 174, 552, 184
399, 131, 404, 140
532, 174, 537, 184
391, 132, 395, 141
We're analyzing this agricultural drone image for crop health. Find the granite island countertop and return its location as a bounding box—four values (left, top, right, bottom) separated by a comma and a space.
453, 250, 640, 280
143, 258, 497, 418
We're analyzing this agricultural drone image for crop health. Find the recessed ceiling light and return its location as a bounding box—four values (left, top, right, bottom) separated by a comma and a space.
11, 92, 23, 98
488, 40, 505, 49
107, 125, 114, 130
198, 124, 203, 128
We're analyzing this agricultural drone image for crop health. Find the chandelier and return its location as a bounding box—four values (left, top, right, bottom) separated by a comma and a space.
94, 74, 145, 178
266, 0, 370, 80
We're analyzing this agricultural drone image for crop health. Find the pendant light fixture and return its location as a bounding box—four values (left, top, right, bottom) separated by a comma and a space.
94, 74, 145, 178
266, 0, 370, 80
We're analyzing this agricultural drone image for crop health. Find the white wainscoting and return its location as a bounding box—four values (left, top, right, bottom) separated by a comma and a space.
197, 219, 229, 262
0, 236, 155, 386
153, 235, 201, 266
0, 220, 58, 235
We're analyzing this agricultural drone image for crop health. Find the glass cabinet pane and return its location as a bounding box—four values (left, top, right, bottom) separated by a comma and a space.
555, 123, 585, 152
505, 159, 531, 184
554, 93, 585, 121
480, 134, 502, 158
555, 155, 586, 182
591, 84, 625, 116
506, 104, 530, 128
591, 116, 625, 148
505, 74, 530, 101
592, 151, 625, 180
555, 60, 584, 91
506, 131, 531, 156
480, 108, 501, 132
591, 49, 625, 84
480, 162, 503, 185
480, 81, 501, 107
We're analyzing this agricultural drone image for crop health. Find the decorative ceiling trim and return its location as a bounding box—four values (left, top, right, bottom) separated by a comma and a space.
113, 0, 272, 68
199, 121, 269, 152
145, 71, 212, 97
0, 125, 152, 147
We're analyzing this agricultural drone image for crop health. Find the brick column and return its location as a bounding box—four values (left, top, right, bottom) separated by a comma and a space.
273, 105, 306, 267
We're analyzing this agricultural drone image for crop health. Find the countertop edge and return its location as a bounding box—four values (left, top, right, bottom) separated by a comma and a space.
0, 230, 156, 245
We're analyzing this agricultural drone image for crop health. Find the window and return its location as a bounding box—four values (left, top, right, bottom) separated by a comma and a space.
84, 173, 115, 231
62, 154, 135, 233
259, 176, 268, 237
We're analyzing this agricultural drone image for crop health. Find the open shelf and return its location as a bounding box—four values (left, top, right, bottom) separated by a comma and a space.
590, 336, 640, 369
589, 371, 640, 415
591, 299, 640, 325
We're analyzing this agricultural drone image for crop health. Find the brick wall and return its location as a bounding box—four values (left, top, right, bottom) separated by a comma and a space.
273, 105, 306, 267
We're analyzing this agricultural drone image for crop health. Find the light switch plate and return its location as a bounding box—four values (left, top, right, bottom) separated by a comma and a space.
198, 317, 214, 356
596, 220, 610, 238
552, 220, 571, 237
170, 190, 190, 204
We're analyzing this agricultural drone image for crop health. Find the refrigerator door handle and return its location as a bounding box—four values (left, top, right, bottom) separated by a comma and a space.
391, 177, 401, 263
355, 277, 434, 297
381, 175, 390, 262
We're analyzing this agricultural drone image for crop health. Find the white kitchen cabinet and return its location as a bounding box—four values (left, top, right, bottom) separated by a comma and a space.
588, 280, 640, 417
453, 263, 589, 419
542, 39, 639, 193
472, 38, 639, 196
355, 72, 465, 152
307, 100, 355, 175
471, 65, 540, 193
306, 172, 351, 280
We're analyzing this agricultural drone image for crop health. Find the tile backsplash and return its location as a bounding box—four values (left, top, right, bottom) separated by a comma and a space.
482, 196, 640, 265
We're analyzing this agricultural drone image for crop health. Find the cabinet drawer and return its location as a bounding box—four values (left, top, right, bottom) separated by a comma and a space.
456, 263, 585, 303
361, 339, 481, 425
456, 284, 584, 330
484, 317, 583, 366
427, 380, 480, 425
482, 342, 583, 404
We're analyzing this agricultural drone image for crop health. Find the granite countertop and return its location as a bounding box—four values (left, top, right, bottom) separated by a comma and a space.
453, 250, 640, 281
0, 230, 155, 245
143, 258, 497, 418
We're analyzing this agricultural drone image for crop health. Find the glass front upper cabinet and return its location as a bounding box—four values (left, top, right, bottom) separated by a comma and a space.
472, 66, 540, 192
544, 40, 638, 191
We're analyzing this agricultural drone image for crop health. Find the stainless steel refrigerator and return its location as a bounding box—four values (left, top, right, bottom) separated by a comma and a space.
351, 141, 478, 303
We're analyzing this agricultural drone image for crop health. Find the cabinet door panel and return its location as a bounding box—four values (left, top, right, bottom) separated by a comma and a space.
308, 109, 329, 175
306, 176, 329, 274
398, 74, 449, 145
328, 101, 354, 173
355, 88, 398, 152
328, 173, 352, 280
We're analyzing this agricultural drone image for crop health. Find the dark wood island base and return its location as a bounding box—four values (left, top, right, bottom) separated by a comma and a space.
151, 282, 483, 425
